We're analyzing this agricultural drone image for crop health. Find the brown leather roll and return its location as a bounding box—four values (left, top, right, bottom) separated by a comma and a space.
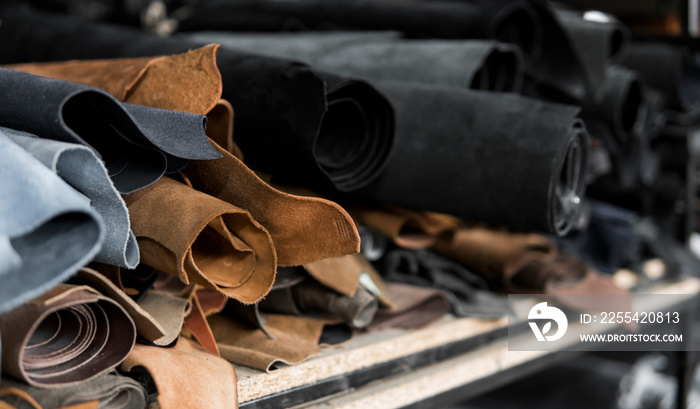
123, 176, 276, 304
0, 284, 135, 388
183, 141, 360, 267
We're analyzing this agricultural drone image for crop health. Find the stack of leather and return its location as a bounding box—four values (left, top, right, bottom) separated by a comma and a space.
0, 1, 698, 408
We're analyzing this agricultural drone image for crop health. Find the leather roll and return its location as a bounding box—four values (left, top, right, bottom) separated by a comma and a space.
582, 66, 643, 146
3, 128, 139, 269
183, 141, 360, 267
0, 67, 168, 194
123, 177, 277, 304
189, 32, 524, 93
354, 82, 590, 236
0, 130, 103, 316
0, 284, 136, 388
179, 0, 589, 102
621, 42, 700, 114
0, 3, 395, 193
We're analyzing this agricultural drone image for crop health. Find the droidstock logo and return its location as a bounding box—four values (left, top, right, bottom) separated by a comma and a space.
528, 302, 568, 342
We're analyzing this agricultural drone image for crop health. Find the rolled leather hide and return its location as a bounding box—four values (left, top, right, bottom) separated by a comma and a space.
621, 42, 700, 114
0, 284, 136, 388
354, 82, 590, 236
3, 128, 139, 269
179, 0, 590, 101
0, 130, 103, 316
189, 31, 524, 92
123, 177, 277, 304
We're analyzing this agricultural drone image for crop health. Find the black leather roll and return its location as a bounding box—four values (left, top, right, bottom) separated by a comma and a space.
582, 66, 643, 146
189, 32, 524, 93
354, 82, 590, 236
180, 0, 589, 102
621, 42, 700, 114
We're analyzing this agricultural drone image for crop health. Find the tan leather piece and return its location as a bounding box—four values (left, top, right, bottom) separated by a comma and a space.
0, 285, 135, 388
209, 313, 327, 372
120, 338, 237, 409
138, 291, 191, 347
368, 283, 451, 330
184, 141, 360, 267
124, 176, 277, 304
206, 99, 244, 160
350, 205, 459, 249
7, 45, 222, 115
303, 254, 363, 297
431, 226, 557, 284
196, 288, 229, 316
71, 268, 166, 344
183, 290, 221, 356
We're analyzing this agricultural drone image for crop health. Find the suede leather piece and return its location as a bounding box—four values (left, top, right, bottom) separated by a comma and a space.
431, 226, 557, 287
185, 289, 230, 353
184, 141, 360, 267
0, 4, 395, 193
0, 373, 146, 409
354, 82, 590, 236
120, 338, 237, 409
209, 313, 327, 371
350, 205, 459, 249
7, 46, 224, 169
67, 268, 166, 344
3, 128, 138, 269
190, 32, 523, 93
123, 176, 277, 304
368, 283, 450, 330
0, 284, 136, 388
137, 292, 190, 347
181, 0, 589, 101
0, 131, 103, 316
0, 67, 166, 194
302, 255, 363, 298
7, 44, 222, 116
121, 103, 220, 165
